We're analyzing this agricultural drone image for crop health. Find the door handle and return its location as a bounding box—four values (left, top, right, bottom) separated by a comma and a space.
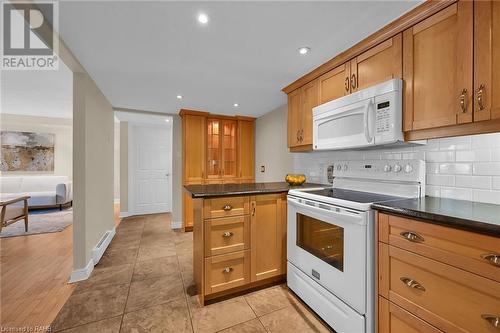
481, 315, 500, 329
345, 77, 350, 93
481, 253, 500, 267
460, 88, 468, 113
400, 277, 426, 291
351, 74, 357, 90
400, 231, 425, 243
477, 84, 485, 111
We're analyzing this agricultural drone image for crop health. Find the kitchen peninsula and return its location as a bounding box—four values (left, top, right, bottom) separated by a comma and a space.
184, 181, 324, 304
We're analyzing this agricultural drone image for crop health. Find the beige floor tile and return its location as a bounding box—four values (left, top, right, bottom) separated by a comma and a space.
177, 253, 193, 272
58, 316, 122, 333
97, 247, 138, 268
244, 285, 299, 316
217, 318, 267, 333
74, 264, 134, 293
121, 298, 192, 333
180, 270, 197, 297
136, 243, 177, 261
51, 283, 129, 331
259, 302, 331, 333
125, 272, 184, 312
188, 296, 256, 333
132, 256, 179, 282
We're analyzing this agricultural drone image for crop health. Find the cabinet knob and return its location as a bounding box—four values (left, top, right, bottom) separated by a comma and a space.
222, 204, 233, 211
400, 231, 424, 243
345, 77, 350, 92
222, 267, 233, 274
222, 231, 233, 238
482, 315, 500, 329
351, 74, 357, 90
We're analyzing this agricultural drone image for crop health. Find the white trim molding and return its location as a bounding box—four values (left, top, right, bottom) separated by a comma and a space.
92, 227, 116, 264
69, 259, 94, 283
119, 211, 131, 218
170, 221, 183, 229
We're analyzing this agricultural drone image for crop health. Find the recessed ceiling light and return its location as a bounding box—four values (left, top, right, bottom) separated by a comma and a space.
198, 13, 209, 24
165, 119, 170, 122
176, 95, 182, 99
233, 103, 239, 107
298, 47, 311, 55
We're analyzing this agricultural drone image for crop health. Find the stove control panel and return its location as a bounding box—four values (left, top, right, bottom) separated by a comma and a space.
331, 160, 425, 183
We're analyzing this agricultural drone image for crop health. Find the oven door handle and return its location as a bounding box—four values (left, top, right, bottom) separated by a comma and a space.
288, 197, 366, 226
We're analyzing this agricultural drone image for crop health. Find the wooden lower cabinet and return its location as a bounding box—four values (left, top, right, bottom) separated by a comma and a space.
193, 193, 287, 304
377, 212, 500, 333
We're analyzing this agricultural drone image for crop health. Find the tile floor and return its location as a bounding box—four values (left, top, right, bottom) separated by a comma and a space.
51, 213, 332, 332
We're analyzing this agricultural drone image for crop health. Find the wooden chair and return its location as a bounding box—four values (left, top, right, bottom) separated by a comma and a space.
0, 195, 30, 233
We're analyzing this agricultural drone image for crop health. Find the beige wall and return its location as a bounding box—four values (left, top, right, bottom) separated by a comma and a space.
0, 114, 73, 179
73, 72, 115, 269
255, 105, 293, 182
114, 122, 120, 202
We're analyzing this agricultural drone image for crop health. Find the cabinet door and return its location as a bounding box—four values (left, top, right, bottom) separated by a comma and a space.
318, 62, 350, 104
250, 194, 287, 281
287, 89, 302, 148
237, 120, 254, 180
183, 114, 205, 183
351, 33, 402, 92
221, 120, 237, 180
206, 119, 222, 179
474, 0, 500, 122
300, 79, 319, 146
183, 191, 194, 230
403, 2, 473, 131
378, 297, 444, 333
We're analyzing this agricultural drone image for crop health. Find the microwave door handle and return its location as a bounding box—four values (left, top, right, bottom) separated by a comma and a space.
365, 99, 375, 143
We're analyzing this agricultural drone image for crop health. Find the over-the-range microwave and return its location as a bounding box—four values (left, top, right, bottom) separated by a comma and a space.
312, 79, 425, 150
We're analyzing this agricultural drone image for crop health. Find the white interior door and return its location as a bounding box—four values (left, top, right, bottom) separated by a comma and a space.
131, 124, 172, 215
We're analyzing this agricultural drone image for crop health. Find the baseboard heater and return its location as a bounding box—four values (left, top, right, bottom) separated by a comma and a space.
92, 229, 115, 264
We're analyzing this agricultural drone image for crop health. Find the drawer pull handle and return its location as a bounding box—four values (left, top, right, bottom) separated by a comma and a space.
222, 231, 233, 238
400, 231, 425, 243
222, 267, 233, 274
400, 277, 426, 291
481, 253, 500, 267
222, 204, 233, 211
481, 315, 500, 329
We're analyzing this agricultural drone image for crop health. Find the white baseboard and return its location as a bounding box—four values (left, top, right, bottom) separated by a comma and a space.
171, 221, 183, 229
92, 227, 115, 264
119, 211, 131, 218
69, 259, 94, 283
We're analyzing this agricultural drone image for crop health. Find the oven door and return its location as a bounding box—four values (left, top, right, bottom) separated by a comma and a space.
313, 98, 375, 150
287, 195, 368, 314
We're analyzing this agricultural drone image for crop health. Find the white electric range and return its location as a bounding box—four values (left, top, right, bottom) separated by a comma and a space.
287, 160, 425, 333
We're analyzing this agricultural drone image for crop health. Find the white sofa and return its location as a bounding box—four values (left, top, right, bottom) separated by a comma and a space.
0, 176, 73, 209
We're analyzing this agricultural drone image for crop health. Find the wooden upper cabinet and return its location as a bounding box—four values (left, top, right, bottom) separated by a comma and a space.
474, 0, 500, 122
287, 88, 302, 148
351, 33, 402, 92
183, 114, 206, 183
318, 62, 350, 104
206, 119, 238, 180
237, 120, 254, 181
403, 2, 473, 131
206, 118, 222, 180
300, 79, 319, 146
221, 120, 237, 180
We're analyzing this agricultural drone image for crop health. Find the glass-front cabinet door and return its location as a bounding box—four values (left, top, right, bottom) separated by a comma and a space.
206, 119, 221, 179
221, 120, 237, 180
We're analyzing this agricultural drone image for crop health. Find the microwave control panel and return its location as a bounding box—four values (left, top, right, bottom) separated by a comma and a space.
374, 90, 403, 143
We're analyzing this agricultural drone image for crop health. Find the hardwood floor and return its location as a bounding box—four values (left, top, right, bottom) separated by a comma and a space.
0, 204, 121, 330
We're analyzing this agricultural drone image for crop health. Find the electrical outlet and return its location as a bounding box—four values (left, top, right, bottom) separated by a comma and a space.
260, 165, 265, 173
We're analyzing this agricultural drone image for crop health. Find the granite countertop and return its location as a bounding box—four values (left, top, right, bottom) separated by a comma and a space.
372, 196, 500, 237
184, 182, 326, 198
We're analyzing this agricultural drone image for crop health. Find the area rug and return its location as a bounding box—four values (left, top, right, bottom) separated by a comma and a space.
0, 209, 73, 238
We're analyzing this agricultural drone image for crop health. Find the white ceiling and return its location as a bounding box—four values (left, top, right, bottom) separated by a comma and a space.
1, 60, 73, 118
57, 1, 422, 117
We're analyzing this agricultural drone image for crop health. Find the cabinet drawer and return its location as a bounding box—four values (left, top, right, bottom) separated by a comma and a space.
379, 244, 500, 333
378, 213, 500, 283
204, 196, 250, 219
204, 216, 249, 257
204, 250, 250, 295
378, 297, 443, 333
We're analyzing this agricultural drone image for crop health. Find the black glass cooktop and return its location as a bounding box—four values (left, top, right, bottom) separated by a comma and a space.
304, 188, 404, 204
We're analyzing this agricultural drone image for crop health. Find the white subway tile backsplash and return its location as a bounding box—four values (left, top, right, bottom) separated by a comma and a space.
294, 132, 500, 205
473, 163, 500, 176
438, 163, 472, 175
455, 175, 491, 189
427, 174, 454, 186
440, 187, 473, 201
425, 151, 455, 162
